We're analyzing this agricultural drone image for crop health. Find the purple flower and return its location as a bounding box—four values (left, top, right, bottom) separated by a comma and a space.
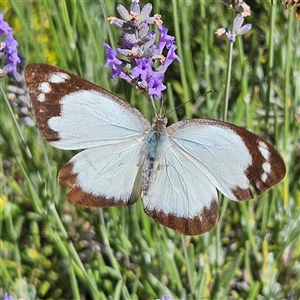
0, 13, 20, 76
7, 55, 35, 127
2, 293, 14, 300
132, 58, 153, 81
215, 14, 252, 43
103, 43, 127, 79
104, 0, 180, 99
0, 14, 12, 35
157, 25, 175, 51
157, 43, 180, 74
147, 72, 166, 99
161, 296, 174, 300
0, 14, 32, 126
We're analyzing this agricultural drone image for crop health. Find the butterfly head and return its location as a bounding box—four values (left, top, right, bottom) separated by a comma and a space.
151, 115, 168, 131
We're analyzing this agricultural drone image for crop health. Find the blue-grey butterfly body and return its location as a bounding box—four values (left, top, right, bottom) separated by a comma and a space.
25, 63, 286, 235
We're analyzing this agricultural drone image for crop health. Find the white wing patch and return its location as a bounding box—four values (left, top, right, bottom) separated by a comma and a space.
142, 144, 218, 218
37, 82, 52, 102
168, 122, 252, 200
258, 141, 270, 160
48, 90, 150, 150
37, 93, 45, 102
258, 141, 272, 183
39, 82, 52, 93
49, 72, 71, 83
63, 139, 145, 205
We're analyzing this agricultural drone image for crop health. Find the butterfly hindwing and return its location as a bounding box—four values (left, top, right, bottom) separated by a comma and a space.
59, 141, 144, 207
142, 140, 219, 235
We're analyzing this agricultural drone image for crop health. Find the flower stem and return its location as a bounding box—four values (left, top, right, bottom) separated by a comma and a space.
283, 12, 294, 207
265, 2, 276, 125
223, 41, 233, 122
181, 235, 195, 294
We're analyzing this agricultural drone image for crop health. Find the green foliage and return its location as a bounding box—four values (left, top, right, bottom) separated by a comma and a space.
1, 0, 299, 299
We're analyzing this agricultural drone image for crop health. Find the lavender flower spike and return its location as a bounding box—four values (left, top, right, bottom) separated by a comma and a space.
7, 55, 35, 127
104, 0, 180, 99
0, 13, 20, 76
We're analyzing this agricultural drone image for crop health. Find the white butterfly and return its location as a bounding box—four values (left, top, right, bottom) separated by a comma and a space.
25, 63, 286, 235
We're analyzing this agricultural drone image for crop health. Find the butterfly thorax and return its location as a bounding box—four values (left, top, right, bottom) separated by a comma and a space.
142, 116, 169, 195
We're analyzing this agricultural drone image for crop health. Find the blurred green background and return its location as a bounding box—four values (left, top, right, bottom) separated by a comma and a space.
1, 0, 299, 299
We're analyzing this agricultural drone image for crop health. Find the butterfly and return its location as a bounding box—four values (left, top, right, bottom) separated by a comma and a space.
25, 63, 286, 236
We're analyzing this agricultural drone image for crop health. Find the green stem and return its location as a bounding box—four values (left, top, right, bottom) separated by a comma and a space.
265, 2, 276, 125
99, 209, 122, 279
283, 10, 294, 207
68, 260, 81, 300
172, 0, 191, 118
6, 206, 22, 279
181, 235, 195, 294
224, 42, 233, 122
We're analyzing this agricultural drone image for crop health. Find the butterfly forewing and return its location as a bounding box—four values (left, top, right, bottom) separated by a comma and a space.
25, 63, 151, 149
25, 63, 151, 207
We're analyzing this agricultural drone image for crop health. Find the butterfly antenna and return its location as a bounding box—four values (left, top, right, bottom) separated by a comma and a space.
166, 89, 214, 117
